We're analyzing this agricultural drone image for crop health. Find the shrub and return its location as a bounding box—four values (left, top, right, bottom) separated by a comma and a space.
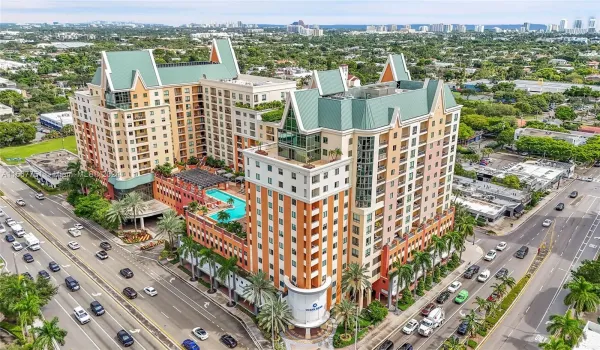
366, 300, 388, 322
415, 280, 425, 296
484, 274, 530, 328
424, 274, 433, 290
467, 339, 478, 349
433, 267, 441, 283
440, 264, 448, 277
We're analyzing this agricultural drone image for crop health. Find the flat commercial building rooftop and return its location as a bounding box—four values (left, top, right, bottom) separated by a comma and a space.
26, 150, 78, 175
454, 196, 505, 217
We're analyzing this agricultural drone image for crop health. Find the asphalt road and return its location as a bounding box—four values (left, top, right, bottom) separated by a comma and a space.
0, 165, 255, 350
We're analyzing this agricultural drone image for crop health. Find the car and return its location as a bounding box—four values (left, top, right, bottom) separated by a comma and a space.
583, 177, 593, 182
21, 272, 34, 281
123, 287, 137, 299
117, 330, 135, 347
421, 303, 436, 316
49, 261, 61, 272
436, 291, 451, 304
457, 320, 469, 335
570, 191, 578, 198
5, 218, 16, 226
67, 241, 80, 250
120, 268, 134, 278
219, 334, 238, 348
487, 292, 500, 302
463, 265, 480, 279
73, 223, 83, 230
542, 219, 552, 227
96, 250, 108, 260
378, 340, 394, 350
484, 250, 497, 261
477, 269, 491, 282
515, 246, 529, 259
495, 268, 509, 279
555, 203, 565, 211
448, 281, 462, 293
73, 306, 91, 324
182, 339, 200, 350
68, 228, 81, 237
23, 253, 34, 263
90, 301, 105, 316
402, 319, 419, 335
35, 193, 45, 200
65, 276, 80, 291
143, 286, 157, 296
5, 234, 15, 242
12, 241, 23, 251
192, 327, 209, 340
15, 199, 26, 206
100, 242, 112, 250
397, 343, 413, 350
454, 290, 469, 304
38, 270, 50, 280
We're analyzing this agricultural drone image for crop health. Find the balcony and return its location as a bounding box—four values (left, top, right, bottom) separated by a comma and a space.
417, 162, 424, 168
312, 207, 319, 216
379, 139, 388, 147
399, 157, 407, 163
378, 152, 387, 160
311, 220, 319, 229
418, 150, 425, 156
311, 232, 319, 242
311, 244, 319, 255
377, 176, 385, 184
138, 153, 150, 160
420, 128, 428, 134
137, 146, 149, 153
374, 241, 383, 251
377, 165, 386, 173
134, 130, 148, 137
415, 183, 423, 190
135, 137, 149, 144
376, 189, 385, 197
374, 231, 383, 241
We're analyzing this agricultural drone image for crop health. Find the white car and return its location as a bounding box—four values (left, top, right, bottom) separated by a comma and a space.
448, 281, 462, 293
68, 241, 80, 250
402, 319, 419, 335
477, 269, 491, 282
496, 242, 507, 251
73, 306, 90, 324
73, 223, 84, 230
542, 219, 552, 227
6, 219, 17, 228
484, 250, 497, 261
143, 286, 158, 296
68, 228, 81, 237
35, 193, 45, 200
192, 327, 209, 340
12, 241, 23, 251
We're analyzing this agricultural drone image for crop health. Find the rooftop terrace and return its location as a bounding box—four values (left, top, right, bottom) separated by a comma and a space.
26, 150, 79, 175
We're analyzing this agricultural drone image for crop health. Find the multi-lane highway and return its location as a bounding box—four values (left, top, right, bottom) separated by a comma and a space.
0, 164, 256, 350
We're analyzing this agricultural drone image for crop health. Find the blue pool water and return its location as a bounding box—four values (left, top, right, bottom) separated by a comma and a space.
207, 189, 246, 222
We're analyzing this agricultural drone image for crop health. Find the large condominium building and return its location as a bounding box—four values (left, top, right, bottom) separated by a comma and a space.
70, 39, 295, 197
241, 54, 460, 335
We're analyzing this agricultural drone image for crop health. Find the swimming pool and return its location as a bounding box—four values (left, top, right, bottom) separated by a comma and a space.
207, 189, 246, 222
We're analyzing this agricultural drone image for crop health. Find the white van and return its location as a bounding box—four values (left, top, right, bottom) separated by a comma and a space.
12, 224, 25, 238
418, 307, 445, 336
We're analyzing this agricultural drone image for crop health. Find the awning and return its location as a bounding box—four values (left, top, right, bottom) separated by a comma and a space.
235, 176, 245, 182
514, 203, 525, 213
216, 169, 227, 175
223, 173, 234, 179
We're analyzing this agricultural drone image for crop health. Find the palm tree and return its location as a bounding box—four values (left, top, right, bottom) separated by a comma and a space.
157, 209, 185, 252
11, 293, 42, 339
411, 250, 433, 280
446, 230, 466, 260
388, 258, 413, 308
333, 299, 357, 336
473, 296, 496, 318
546, 310, 584, 347
32, 316, 67, 349
538, 336, 573, 350
257, 296, 293, 338
200, 206, 209, 217
217, 210, 231, 223
341, 263, 371, 310
443, 336, 466, 350
563, 276, 600, 316
123, 191, 148, 232
106, 200, 128, 230
227, 197, 235, 207
461, 310, 484, 338
491, 282, 508, 298
178, 235, 199, 280
243, 270, 277, 314
430, 235, 447, 264
498, 276, 517, 291
217, 256, 239, 307
198, 247, 219, 293
454, 212, 477, 245
187, 200, 200, 214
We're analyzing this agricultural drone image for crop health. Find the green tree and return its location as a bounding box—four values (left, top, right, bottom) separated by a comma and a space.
430, 235, 447, 264
216, 210, 231, 223
157, 209, 185, 252
217, 256, 239, 306
446, 230, 467, 260
538, 337, 572, 350
563, 276, 600, 316
198, 247, 219, 293
502, 175, 521, 189
11, 293, 42, 339
333, 299, 357, 336
106, 200, 127, 230
187, 200, 200, 214
473, 296, 496, 317
32, 316, 67, 349
572, 259, 600, 284
257, 297, 293, 338
546, 310, 584, 347
458, 122, 475, 141
123, 191, 148, 232
496, 127, 516, 146
454, 211, 477, 245
443, 336, 467, 350
461, 310, 485, 338
554, 106, 577, 121
178, 235, 199, 280
0, 90, 25, 109
389, 258, 413, 308
411, 250, 433, 280
242, 270, 277, 314
341, 263, 371, 311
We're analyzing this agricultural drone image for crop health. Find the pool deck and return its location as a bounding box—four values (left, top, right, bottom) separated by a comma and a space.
203, 182, 248, 229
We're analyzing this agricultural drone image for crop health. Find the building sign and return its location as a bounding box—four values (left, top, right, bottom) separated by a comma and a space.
305, 303, 323, 312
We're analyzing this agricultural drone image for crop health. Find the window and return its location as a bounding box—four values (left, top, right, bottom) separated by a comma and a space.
267, 165, 272, 172
292, 186, 296, 193
323, 137, 328, 144
278, 168, 283, 175
262, 94, 267, 101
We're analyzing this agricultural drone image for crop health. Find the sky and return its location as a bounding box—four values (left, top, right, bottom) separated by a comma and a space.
2, 0, 600, 26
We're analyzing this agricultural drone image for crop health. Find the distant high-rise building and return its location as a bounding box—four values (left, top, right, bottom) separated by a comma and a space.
389, 24, 397, 32
589, 17, 597, 32
523, 22, 530, 31
443, 24, 453, 33
431, 23, 444, 32
474, 25, 485, 33
456, 24, 466, 33
559, 19, 568, 31
418, 25, 429, 32
574, 19, 583, 29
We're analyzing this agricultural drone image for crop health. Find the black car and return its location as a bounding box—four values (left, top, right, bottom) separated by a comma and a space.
38, 270, 50, 280
21, 272, 34, 281
570, 191, 578, 198
120, 268, 134, 279
378, 339, 394, 350
463, 265, 480, 279
5, 234, 14, 242
117, 330, 134, 347
90, 301, 105, 316
23, 253, 34, 263
220, 334, 238, 348
397, 343, 414, 350
436, 291, 451, 304
123, 287, 137, 299
48, 261, 61, 272
65, 276, 80, 291
495, 268, 509, 279
100, 242, 112, 251
555, 203, 565, 211
457, 320, 469, 335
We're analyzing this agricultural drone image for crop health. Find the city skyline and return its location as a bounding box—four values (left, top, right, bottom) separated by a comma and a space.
2, 0, 599, 26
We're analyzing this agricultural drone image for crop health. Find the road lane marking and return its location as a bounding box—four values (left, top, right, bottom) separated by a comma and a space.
161, 312, 170, 319
539, 285, 544, 292
173, 306, 182, 313
65, 294, 125, 349
525, 306, 530, 314
54, 299, 102, 350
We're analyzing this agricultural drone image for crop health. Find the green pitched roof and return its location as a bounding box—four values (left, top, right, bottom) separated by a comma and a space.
105, 50, 160, 90
158, 64, 235, 86
443, 84, 458, 109
391, 54, 411, 81
316, 69, 346, 96
214, 39, 239, 77
293, 89, 320, 130
91, 67, 101, 86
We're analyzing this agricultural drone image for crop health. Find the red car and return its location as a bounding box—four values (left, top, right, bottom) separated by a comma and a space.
421, 303, 436, 316
487, 292, 500, 302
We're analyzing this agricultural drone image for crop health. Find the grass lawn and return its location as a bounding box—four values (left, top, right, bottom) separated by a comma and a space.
0, 136, 77, 165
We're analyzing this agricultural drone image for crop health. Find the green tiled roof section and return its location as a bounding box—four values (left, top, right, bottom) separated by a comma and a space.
391, 55, 410, 81
397, 89, 430, 121
91, 67, 101, 85
105, 51, 159, 90
426, 80, 440, 110
443, 84, 458, 109
317, 98, 342, 130
108, 173, 155, 190
398, 80, 423, 90
214, 39, 238, 76
158, 64, 234, 85
293, 89, 320, 130
317, 69, 345, 96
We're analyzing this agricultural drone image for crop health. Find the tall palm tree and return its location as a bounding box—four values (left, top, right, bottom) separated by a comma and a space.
538, 336, 572, 350
243, 270, 277, 314
158, 209, 185, 252
454, 212, 477, 245
198, 247, 219, 293
446, 230, 466, 261
388, 258, 414, 309
217, 210, 231, 223
473, 296, 496, 318
32, 316, 67, 349
106, 200, 128, 230
217, 256, 239, 307
257, 297, 293, 337
123, 191, 148, 232
563, 276, 600, 316
461, 310, 484, 339
491, 282, 508, 298
178, 235, 198, 280
498, 276, 517, 291
546, 310, 584, 347
443, 336, 466, 350
411, 250, 433, 280
341, 263, 371, 310
11, 293, 42, 339
430, 235, 447, 264
333, 299, 357, 336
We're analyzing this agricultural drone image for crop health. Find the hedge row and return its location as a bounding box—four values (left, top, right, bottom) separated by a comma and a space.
485, 274, 531, 327
18, 173, 62, 194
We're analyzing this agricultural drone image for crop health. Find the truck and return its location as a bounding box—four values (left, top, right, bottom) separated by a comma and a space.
418, 307, 445, 337
23, 233, 40, 251
11, 224, 25, 237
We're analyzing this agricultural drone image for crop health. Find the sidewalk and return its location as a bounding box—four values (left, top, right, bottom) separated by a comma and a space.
351, 244, 484, 350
